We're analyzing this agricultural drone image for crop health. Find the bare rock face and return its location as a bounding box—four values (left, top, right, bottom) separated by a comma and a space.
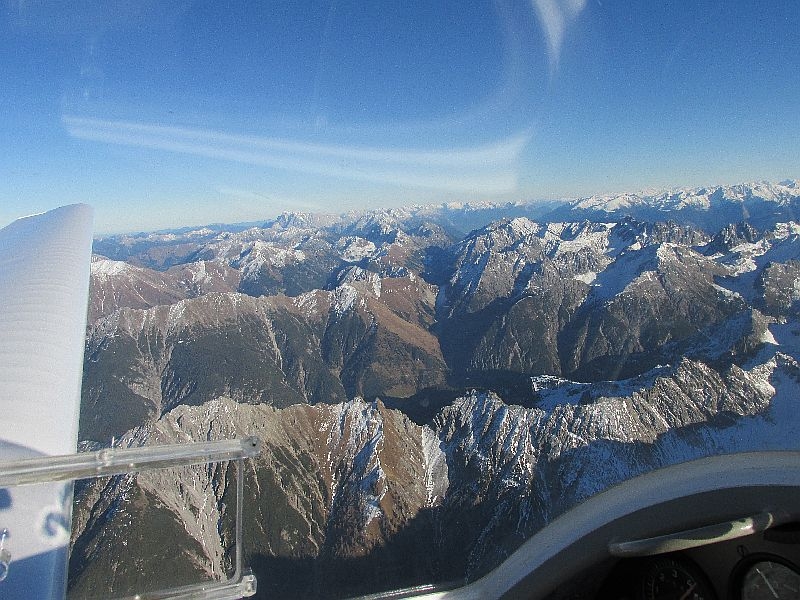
73, 183, 800, 598
435, 217, 743, 387
88, 256, 240, 324
82, 273, 446, 443
70, 353, 800, 599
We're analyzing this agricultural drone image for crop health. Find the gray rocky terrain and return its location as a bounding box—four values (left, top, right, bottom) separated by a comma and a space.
70, 181, 800, 599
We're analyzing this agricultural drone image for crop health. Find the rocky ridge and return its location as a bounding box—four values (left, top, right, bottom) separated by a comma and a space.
71, 181, 800, 599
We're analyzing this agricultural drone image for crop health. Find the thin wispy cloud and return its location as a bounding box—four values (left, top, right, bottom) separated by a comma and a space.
63, 116, 529, 194
531, 0, 587, 70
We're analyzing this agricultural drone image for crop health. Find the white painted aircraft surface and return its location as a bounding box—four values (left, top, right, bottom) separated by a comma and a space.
0, 205, 94, 599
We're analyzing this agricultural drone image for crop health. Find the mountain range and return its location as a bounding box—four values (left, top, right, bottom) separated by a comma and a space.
70, 181, 800, 599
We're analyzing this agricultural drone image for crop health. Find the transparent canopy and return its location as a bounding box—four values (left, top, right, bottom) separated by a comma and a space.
1, 2, 800, 600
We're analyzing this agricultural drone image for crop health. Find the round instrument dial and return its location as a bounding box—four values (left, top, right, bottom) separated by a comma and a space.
640, 556, 717, 600
740, 559, 800, 600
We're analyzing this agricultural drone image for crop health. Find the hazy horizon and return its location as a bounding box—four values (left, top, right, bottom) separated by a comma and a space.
2, 1, 799, 233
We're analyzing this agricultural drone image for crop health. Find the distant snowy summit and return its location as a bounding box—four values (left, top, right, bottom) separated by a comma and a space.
571, 181, 798, 211
94, 180, 800, 248
549, 180, 800, 231
279, 179, 800, 234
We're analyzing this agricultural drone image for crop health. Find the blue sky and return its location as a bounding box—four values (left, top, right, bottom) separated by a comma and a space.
1, 0, 798, 233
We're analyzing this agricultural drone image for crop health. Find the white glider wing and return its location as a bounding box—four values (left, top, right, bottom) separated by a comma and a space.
0, 205, 94, 599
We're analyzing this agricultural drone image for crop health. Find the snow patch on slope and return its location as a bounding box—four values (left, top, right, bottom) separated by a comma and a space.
422, 427, 449, 506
